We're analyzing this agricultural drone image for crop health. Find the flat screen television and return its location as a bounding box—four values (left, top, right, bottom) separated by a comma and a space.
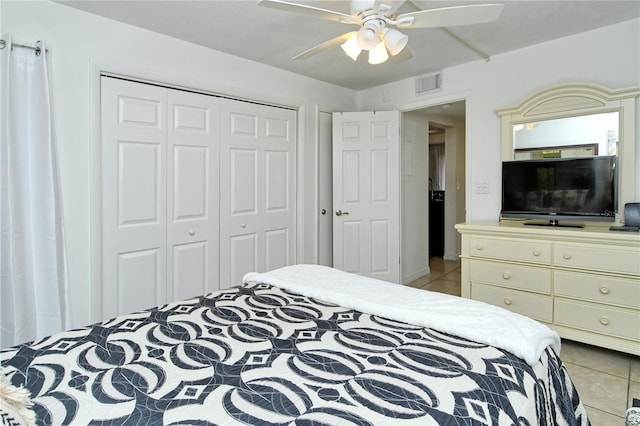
501, 156, 617, 226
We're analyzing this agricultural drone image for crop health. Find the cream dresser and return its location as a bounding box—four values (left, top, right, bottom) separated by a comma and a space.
456, 221, 640, 355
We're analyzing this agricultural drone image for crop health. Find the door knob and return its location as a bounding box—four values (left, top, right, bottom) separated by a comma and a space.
336, 209, 350, 216
321, 209, 327, 215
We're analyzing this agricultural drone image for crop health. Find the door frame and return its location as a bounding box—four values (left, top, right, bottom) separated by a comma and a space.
398, 92, 471, 262
89, 60, 303, 323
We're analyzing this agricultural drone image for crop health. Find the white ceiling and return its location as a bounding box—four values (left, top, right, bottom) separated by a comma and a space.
57, 0, 640, 91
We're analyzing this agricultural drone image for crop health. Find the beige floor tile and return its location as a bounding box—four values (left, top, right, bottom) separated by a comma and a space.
429, 259, 459, 272
426, 271, 447, 282
440, 269, 461, 283
583, 405, 624, 425
424, 280, 461, 297
631, 357, 640, 382
560, 339, 631, 379
629, 380, 640, 408
406, 278, 423, 288
407, 259, 460, 287
564, 362, 629, 417
442, 261, 461, 273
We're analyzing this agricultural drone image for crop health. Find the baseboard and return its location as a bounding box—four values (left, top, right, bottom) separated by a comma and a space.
403, 267, 430, 285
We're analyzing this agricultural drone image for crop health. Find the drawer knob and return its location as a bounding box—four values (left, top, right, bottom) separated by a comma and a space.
563, 253, 572, 260
476, 245, 484, 251
502, 272, 511, 280
599, 316, 610, 326
599, 286, 610, 295
533, 249, 541, 257
504, 297, 512, 306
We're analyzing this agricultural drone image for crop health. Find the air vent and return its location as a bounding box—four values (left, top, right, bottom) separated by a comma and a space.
415, 72, 442, 95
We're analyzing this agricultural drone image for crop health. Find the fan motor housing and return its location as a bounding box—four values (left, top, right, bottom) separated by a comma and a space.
350, 0, 377, 15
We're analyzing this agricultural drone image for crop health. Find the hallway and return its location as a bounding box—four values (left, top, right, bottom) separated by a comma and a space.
407, 257, 461, 296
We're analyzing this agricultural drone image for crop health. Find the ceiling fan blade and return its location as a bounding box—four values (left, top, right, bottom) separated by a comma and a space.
292, 31, 358, 60
396, 4, 504, 28
373, 0, 406, 17
258, 0, 361, 25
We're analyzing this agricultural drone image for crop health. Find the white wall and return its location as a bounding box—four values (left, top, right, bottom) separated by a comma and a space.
357, 19, 640, 222
1, 0, 357, 328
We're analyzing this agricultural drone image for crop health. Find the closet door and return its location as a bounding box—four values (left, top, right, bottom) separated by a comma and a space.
219, 99, 296, 288
101, 78, 221, 319
167, 89, 220, 301
101, 78, 167, 318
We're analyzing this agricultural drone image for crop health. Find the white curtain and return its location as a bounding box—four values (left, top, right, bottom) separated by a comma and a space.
0, 34, 68, 348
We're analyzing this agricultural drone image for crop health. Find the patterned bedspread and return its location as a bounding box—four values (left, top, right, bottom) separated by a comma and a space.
1, 282, 589, 425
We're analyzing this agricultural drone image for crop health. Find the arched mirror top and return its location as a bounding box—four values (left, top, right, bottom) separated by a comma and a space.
497, 83, 639, 222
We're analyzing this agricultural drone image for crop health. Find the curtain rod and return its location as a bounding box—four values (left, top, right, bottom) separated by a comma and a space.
0, 39, 48, 55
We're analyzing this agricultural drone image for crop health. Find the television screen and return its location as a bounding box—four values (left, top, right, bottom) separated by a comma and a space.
501, 156, 617, 222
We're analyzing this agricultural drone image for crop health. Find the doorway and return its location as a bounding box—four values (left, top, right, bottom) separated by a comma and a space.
401, 100, 466, 284
316, 101, 466, 285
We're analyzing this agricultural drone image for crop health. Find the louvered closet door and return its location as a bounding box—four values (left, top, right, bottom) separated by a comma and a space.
101, 78, 220, 319
101, 78, 168, 319
220, 99, 296, 288
167, 89, 220, 301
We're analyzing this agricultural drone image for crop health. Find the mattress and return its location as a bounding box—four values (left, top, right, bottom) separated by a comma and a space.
0, 266, 589, 425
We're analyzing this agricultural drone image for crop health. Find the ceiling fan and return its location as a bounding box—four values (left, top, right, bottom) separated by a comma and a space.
258, 0, 504, 64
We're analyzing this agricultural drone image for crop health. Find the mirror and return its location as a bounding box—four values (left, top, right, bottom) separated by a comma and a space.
513, 111, 618, 160
497, 83, 639, 222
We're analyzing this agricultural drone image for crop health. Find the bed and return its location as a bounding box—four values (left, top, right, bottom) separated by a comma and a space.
1, 265, 589, 425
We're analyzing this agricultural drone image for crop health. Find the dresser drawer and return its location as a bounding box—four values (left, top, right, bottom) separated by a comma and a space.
469, 259, 551, 294
471, 283, 553, 323
469, 237, 551, 264
553, 243, 640, 275
555, 299, 640, 341
554, 271, 640, 309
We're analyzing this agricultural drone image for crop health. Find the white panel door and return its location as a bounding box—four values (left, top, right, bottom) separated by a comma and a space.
332, 111, 401, 283
167, 89, 220, 301
102, 78, 221, 320
220, 99, 296, 288
101, 77, 167, 318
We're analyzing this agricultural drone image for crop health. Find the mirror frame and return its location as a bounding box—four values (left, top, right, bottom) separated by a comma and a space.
497, 83, 640, 222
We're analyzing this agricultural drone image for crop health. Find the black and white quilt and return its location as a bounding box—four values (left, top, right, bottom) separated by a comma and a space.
1, 267, 589, 425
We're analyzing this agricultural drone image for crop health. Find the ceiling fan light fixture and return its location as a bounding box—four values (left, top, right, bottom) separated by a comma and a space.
368, 41, 389, 64
341, 34, 362, 61
357, 20, 382, 50
381, 27, 408, 56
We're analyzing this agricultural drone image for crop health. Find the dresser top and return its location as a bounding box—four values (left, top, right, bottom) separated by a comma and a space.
456, 220, 640, 246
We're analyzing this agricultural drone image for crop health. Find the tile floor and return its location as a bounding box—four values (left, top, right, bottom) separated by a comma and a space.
407, 257, 640, 424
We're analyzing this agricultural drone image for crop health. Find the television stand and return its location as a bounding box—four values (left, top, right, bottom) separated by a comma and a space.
524, 219, 584, 228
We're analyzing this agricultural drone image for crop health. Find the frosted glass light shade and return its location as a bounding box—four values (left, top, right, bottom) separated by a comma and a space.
356, 25, 379, 50
368, 41, 389, 64
341, 34, 362, 61
382, 28, 408, 56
